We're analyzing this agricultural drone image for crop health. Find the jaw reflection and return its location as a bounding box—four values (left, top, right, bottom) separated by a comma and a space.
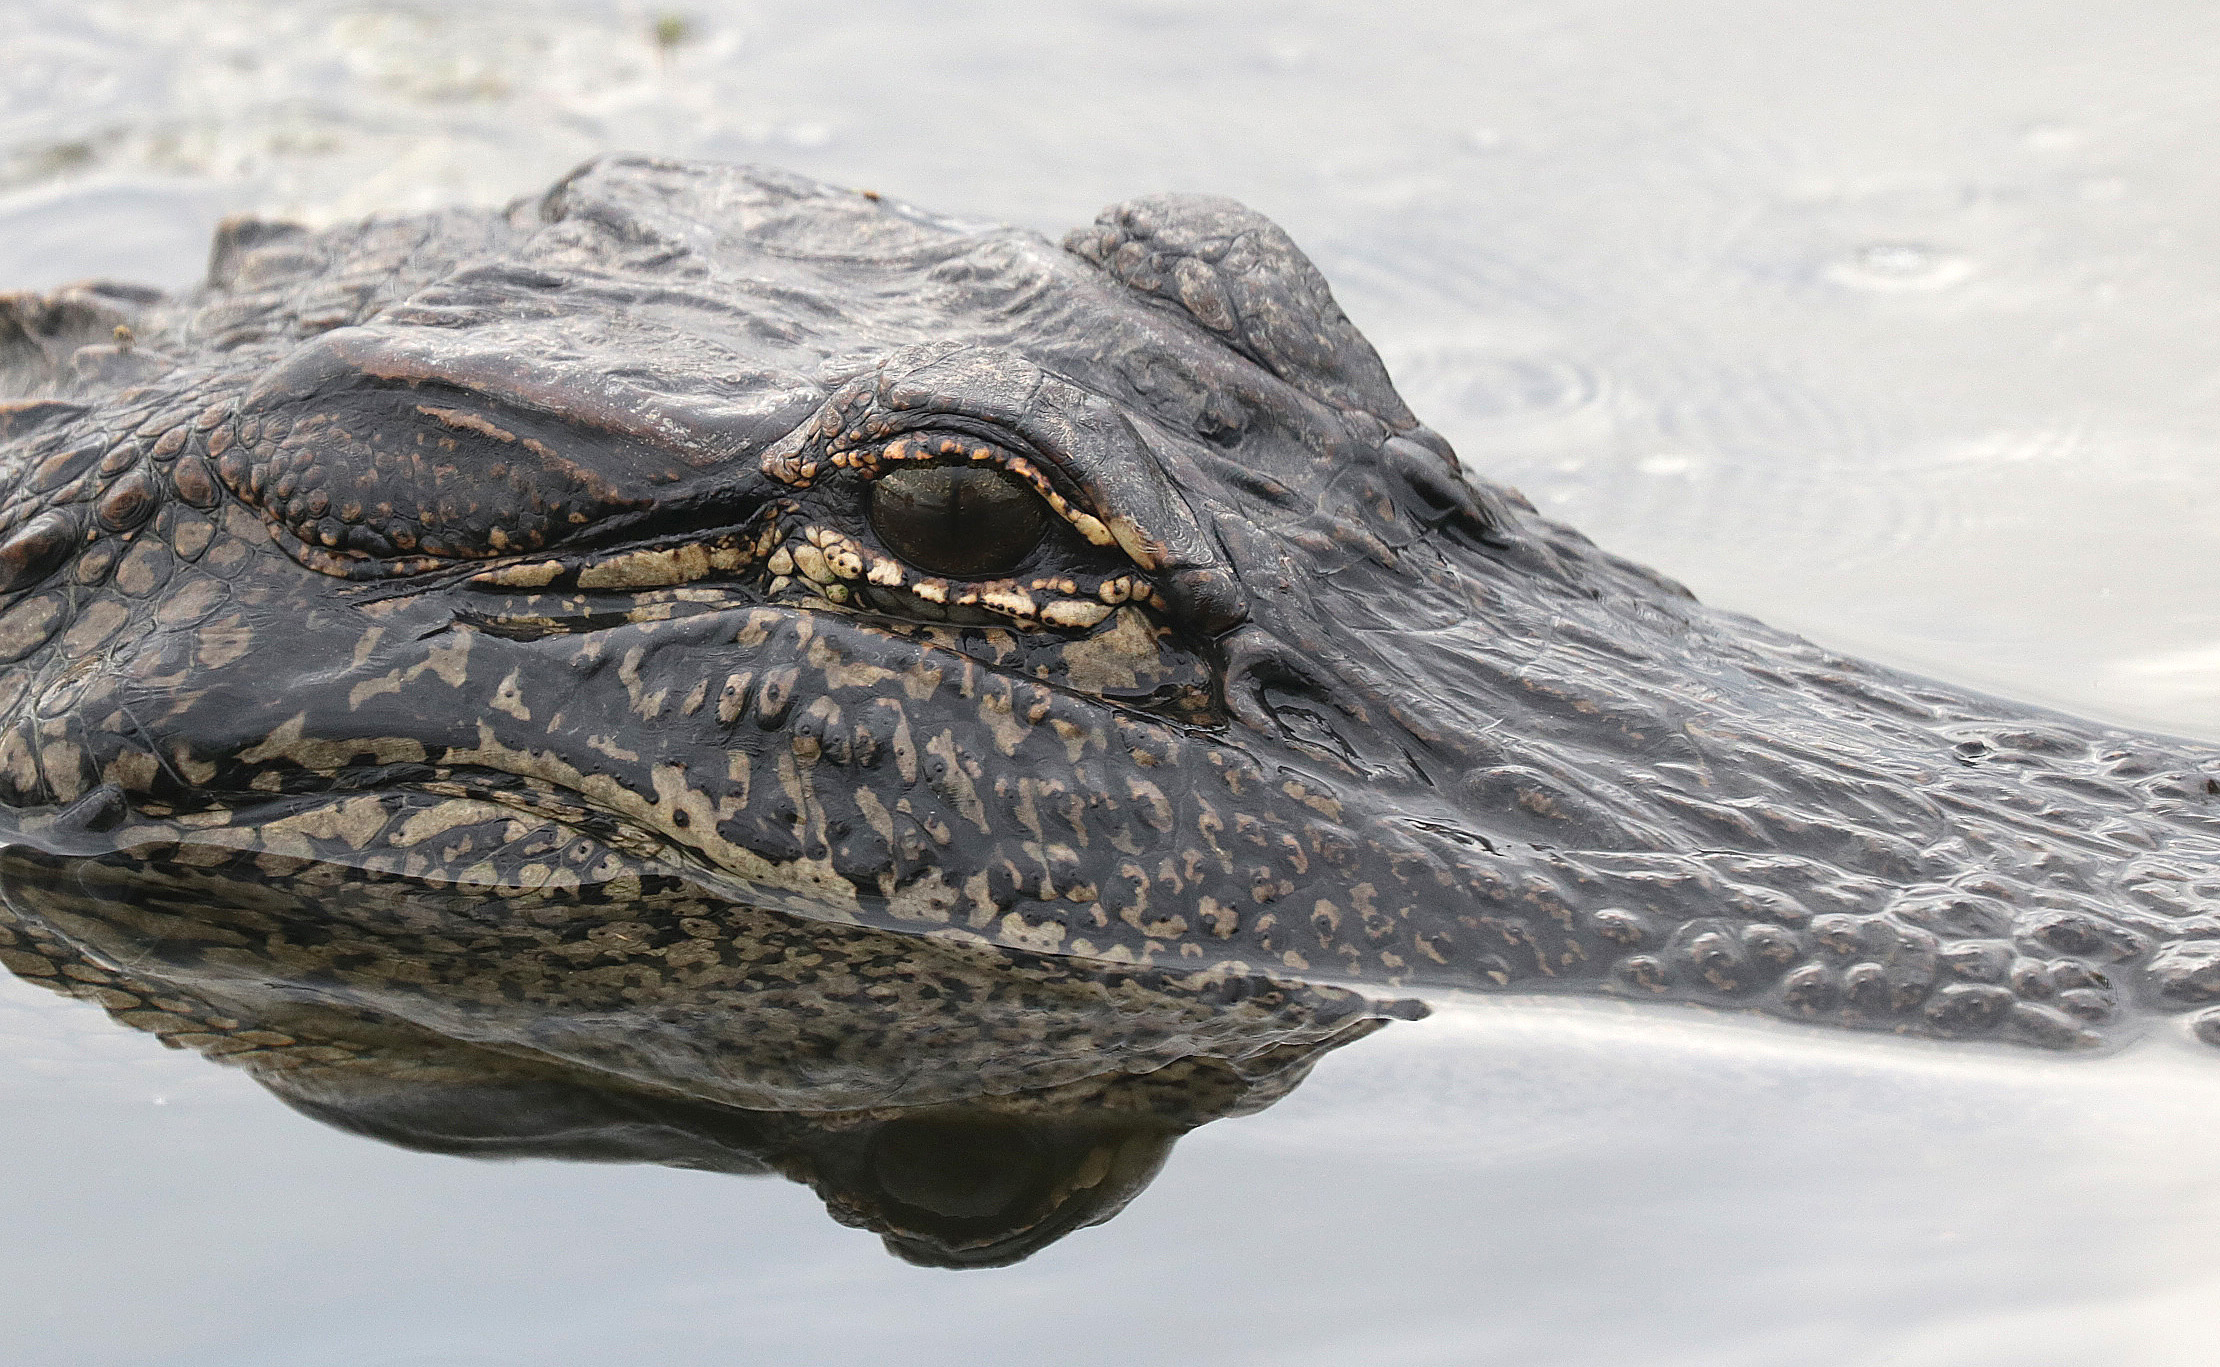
259, 1052, 1209, 1268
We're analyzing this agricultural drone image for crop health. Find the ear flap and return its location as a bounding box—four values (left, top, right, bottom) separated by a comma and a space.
1064, 194, 1416, 430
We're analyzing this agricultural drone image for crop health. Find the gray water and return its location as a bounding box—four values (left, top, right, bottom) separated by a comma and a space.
5, 2, 2220, 1362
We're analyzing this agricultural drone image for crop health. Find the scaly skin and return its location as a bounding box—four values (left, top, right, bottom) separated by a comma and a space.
1, 158, 2217, 1261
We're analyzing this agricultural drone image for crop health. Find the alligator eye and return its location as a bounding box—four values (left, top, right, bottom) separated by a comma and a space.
868, 464, 1051, 579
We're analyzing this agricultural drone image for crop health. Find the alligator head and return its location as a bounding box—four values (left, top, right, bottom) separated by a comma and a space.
2, 157, 2217, 1261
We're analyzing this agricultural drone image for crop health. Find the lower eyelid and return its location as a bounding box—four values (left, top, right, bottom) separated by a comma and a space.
850, 563, 1149, 627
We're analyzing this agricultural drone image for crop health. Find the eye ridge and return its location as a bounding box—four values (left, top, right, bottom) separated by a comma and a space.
868, 462, 1053, 581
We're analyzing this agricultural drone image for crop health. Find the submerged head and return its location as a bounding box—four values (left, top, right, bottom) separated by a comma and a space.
2, 157, 2218, 1260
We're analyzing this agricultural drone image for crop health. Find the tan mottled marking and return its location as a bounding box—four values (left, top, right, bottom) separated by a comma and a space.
417, 406, 519, 443
1062, 608, 1161, 694
472, 559, 565, 588
1041, 599, 1112, 630
60, 600, 132, 657
0, 595, 64, 662
491, 670, 531, 721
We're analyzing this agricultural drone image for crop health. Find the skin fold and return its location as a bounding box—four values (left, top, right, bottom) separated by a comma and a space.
1, 157, 2215, 1262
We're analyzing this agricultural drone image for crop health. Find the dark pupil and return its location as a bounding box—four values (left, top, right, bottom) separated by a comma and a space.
868, 464, 1051, 579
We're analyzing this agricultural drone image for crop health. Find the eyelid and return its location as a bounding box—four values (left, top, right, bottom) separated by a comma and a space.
836, 430, 1121, 552
764, 353, 1204, 582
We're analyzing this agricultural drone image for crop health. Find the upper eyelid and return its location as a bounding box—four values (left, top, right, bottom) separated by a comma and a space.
819, 429, 1122, 553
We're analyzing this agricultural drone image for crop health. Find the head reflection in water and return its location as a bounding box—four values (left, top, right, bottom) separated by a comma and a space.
276, 1047, 1228, 1270
0, 844, 1397, 1267
3, 158, 2219, 1266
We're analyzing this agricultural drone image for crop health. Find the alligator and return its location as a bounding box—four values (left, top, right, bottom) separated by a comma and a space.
1, 157, 2216, 1265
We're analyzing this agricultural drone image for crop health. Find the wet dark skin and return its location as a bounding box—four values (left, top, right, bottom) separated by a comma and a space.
1, 158, 2216, 1264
